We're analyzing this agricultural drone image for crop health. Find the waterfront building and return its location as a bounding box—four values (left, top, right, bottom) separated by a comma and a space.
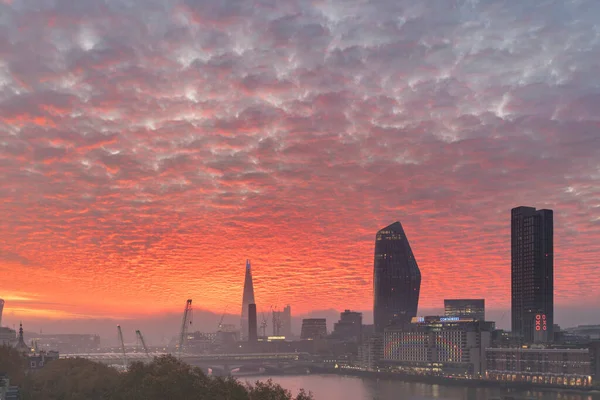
301, 319, 327, 340
511, 206, 554, 343
358, 334, 383, 371
485, 346, 597, 387
374, 222, 421, 333
332, 310, 363, 342
444, 299, 485, 321
240, 259, 256, 341
383, 316, 493, 375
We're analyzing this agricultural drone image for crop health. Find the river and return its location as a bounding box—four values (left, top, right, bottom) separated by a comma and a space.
247, 375, 600, 400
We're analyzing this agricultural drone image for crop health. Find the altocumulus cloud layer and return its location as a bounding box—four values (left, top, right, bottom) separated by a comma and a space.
1, 0, 600, 320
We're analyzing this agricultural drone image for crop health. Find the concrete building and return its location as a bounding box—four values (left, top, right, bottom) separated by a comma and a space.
358, 334, 383, 371
485, 347, 596, 387
301, 319, 327, 340
0, 327, 16, 347
383, 317, 493, 375
332, 310, 363, 342
444, 299, 485, 321
511, 206, 554, 343
272, 305, 292, 338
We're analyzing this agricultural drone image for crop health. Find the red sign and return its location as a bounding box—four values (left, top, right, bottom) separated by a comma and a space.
535, 314, 547, 332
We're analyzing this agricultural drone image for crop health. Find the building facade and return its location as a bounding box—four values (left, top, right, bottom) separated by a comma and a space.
300, 319, 327, 340
444, 299, 485, 321
486, 347, 595, 387
511, 206, 554, 343
240, 259, 256, 341
374, 222, 421, 333
332, 310, 363, 342
383, 317, 493, 375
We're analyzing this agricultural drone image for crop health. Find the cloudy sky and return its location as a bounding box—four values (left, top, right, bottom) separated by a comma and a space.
1, 0, 600, 328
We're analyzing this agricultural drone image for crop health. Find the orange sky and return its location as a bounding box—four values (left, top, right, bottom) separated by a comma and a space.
1, 0, 600, 326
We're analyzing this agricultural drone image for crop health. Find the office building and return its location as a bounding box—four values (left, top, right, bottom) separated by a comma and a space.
374, 221, 421, 332
359, 334, 383, 371
30, 334, 100, 353
272, 305, 292, 338
444, 299, 485, 321
248, 304, 258, 342
0, 298, 4, 326
511, 206, 554, 343
332, 310, 363, 342
383, 316, 493, 375
0, 326, 16, 346
240, 259, 256, 341
486, 347, 595, 387
301, 319, 327, 340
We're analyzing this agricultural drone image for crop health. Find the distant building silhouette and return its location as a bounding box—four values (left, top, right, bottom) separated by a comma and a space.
373, 222, 421, 332
511, 206, 554, 343
332, 310, 363, 342
444, 299, 485, 321
0, 299, 4, 327
301, 319, 327, 340
240, 260, 256, 341
248, 304, 258, 342
272, 305, 292, 338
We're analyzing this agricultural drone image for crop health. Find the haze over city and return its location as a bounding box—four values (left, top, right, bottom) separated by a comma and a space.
2, 0, 600, 342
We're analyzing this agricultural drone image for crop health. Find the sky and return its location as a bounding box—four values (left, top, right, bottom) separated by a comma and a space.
1, 0, 600, 335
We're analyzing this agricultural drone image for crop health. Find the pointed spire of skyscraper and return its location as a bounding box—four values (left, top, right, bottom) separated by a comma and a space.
240, 259, 256, 340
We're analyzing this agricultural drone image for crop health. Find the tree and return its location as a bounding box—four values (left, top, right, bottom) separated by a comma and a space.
22, 357, 120, 400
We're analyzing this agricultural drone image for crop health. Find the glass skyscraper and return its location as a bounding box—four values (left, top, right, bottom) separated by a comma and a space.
511, 206, 554, 343
373, 221, 421, 333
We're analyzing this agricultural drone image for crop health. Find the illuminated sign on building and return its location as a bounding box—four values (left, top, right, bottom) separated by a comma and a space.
411, 317, 425, 323
534, 314, 548, 342
440, 317, 460, 322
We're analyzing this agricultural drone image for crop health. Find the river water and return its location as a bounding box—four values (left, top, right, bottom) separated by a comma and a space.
248, 375, 600, 400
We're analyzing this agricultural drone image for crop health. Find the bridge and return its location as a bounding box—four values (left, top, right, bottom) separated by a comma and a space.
60, 352, 313, 375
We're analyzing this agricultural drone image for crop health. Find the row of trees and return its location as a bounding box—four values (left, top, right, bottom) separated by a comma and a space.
0, 346, 313, 400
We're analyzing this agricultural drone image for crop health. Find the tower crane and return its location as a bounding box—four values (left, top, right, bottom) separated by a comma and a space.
117, 325, 127, 369
135, 330, 151, 360
217, 305, 229, 331
177, 299, 193, 359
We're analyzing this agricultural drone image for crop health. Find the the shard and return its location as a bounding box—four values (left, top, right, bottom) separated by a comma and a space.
373, 221, 421, 332
240, 259, 256, 340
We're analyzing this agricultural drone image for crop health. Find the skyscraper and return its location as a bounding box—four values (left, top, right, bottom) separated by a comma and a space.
272, 305, 292, 337
511, 206, 554, 343
240, 259, 256, 340
373, 221, 421, 333
0, 299, 4, 327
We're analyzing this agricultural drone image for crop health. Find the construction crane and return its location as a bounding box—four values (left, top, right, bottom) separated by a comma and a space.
217, 305, 229, 331
260, 312, 268, 338
117, 325, 127, 369
177, 299, 193, 359
135, 330, 151, 360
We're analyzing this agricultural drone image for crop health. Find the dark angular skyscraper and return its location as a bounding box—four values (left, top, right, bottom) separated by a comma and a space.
373, 221, 421, 333
240, 259, 256, 340
511, 206, 554, 343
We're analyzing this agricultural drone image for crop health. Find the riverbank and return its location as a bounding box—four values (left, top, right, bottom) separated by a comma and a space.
291, 367, 600, 394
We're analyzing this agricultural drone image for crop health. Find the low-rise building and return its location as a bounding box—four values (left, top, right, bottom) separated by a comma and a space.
301, 319, 327, 340
382, 316, 493, 376
485, 347, 596, 387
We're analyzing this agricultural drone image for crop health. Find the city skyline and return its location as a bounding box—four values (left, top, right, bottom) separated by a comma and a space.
2, 0, 600, 323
